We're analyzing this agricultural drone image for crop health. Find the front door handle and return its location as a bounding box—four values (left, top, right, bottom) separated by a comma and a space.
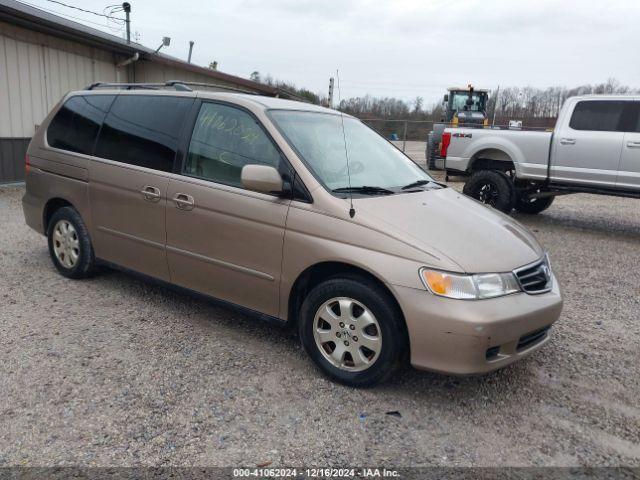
141, 185, 161, 202
173, 193, 195, 211
560, 138, 576, 145
626, 141, 640, 148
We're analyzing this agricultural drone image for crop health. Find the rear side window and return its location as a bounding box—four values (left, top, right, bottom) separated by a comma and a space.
94, 95, 193, 172
47, 95, 114, 154
569, 101, 638, 132
184, 102, 282, 188
620, 102, 640, 133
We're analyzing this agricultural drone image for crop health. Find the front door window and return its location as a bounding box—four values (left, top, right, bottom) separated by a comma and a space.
184, 103, 282, 188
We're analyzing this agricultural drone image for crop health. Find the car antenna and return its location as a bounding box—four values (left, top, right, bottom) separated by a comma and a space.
336, 69, 356, 218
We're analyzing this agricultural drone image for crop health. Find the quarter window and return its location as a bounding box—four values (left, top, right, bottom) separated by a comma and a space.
620, 102, 640, 133
47, 95, 114, 155
569, 101, 638, 132
94, 95, 193, 172
184, 102, 282, 188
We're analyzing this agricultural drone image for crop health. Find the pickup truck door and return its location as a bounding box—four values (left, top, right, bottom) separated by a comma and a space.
551, 100, 626, 187
616, 101, 640, 190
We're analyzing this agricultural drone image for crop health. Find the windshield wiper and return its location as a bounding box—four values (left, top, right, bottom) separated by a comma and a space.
400, 179, 441, 190
332, 186, 395, 195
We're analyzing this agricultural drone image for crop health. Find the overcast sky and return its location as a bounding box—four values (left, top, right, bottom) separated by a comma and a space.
24, 0, 640, 104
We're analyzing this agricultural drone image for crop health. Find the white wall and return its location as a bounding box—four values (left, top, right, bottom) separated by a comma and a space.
0, 19, 261, 182
133, 61, 251, 92
0, 20, 119, 138
0, 21, 259, 139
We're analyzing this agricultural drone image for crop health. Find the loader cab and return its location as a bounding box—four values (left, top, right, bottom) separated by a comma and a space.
444, 87, 489, 126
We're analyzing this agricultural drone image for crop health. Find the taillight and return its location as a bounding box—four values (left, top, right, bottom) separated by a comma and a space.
25, 154, 31, 175
440, 132, 452, 158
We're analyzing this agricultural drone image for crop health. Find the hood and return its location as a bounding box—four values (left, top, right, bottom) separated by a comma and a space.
352, 187, 543, 273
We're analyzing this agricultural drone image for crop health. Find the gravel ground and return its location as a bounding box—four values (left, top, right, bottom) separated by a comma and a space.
0, 182, 639, 468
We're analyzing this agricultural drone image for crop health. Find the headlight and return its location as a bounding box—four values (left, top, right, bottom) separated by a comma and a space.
420, 268, 521, 300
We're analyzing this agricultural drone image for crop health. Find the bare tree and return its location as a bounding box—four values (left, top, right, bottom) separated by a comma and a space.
412, 96, 424, 116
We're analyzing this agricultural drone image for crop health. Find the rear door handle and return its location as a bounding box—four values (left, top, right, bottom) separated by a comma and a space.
560, 138, 576, 145
141, 185, 161, 202
173, 193, 195, 211
626, 141, 640, 148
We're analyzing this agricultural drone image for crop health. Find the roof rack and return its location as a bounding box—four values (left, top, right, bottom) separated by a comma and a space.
84, 80, 261, 95
85, 81, 193, 91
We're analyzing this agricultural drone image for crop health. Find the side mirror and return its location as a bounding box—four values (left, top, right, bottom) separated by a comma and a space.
443, 94, 449, 102
241, 164, 283, 194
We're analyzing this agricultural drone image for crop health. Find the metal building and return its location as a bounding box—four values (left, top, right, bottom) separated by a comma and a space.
0, 0, 283, 183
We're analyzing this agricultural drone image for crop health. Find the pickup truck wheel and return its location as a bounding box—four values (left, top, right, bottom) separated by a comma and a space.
514, 195, 555, 214
463, 170, 515, 213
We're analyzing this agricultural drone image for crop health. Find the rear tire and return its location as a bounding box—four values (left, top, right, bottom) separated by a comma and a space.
47, 206, 95, 279
298, 277, 406, 387
514, 195, 554, 214
427, 140, 439, 170
463, 170, 515, 213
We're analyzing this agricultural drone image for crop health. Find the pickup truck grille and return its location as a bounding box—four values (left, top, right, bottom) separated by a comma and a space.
514, 257, 552, 294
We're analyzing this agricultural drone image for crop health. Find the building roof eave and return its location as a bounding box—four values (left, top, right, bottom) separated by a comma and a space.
0, 0, 278, 96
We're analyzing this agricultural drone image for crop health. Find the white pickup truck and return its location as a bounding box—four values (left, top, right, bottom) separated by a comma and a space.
441, 95, 640, 213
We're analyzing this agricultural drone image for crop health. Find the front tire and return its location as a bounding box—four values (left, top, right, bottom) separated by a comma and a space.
47, 206, 95, 279
299, 277, 406, 387
514, 195, 554, 214
463, 170, 515, 213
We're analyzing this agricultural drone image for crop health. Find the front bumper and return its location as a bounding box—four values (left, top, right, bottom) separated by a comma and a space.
391, 274, 563, 374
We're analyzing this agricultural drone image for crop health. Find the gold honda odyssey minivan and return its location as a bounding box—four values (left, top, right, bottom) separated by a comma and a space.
23, 84, 563, 386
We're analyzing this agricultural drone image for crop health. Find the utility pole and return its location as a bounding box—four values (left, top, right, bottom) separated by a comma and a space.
122, 2, 131, 44
328, 77, 335, 108
492, 85, 500, 127
188, 41, 194, 63
402, 120, 408, 152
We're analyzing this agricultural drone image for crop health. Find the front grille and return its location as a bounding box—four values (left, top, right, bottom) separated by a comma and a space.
514, 257, 552, 294
517, 325, 551, 352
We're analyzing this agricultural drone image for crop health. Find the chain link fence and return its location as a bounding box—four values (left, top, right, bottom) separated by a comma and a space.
361, 119, 435, 153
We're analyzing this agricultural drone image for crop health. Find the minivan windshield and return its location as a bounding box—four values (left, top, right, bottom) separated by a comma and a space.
269, 110, 435, 193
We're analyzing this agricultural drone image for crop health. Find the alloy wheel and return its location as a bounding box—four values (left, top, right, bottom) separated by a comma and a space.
313, 297, 382, 372
478, 182, 499, 206
52, 220, 80, 269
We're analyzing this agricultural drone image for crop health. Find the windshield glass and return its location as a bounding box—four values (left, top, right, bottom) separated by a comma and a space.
450, 93, 486, 112
269, 110, 433, 192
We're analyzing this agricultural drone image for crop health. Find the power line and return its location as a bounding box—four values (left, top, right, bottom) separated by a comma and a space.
17, 0, 124, 31
42, 0, 124, 21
